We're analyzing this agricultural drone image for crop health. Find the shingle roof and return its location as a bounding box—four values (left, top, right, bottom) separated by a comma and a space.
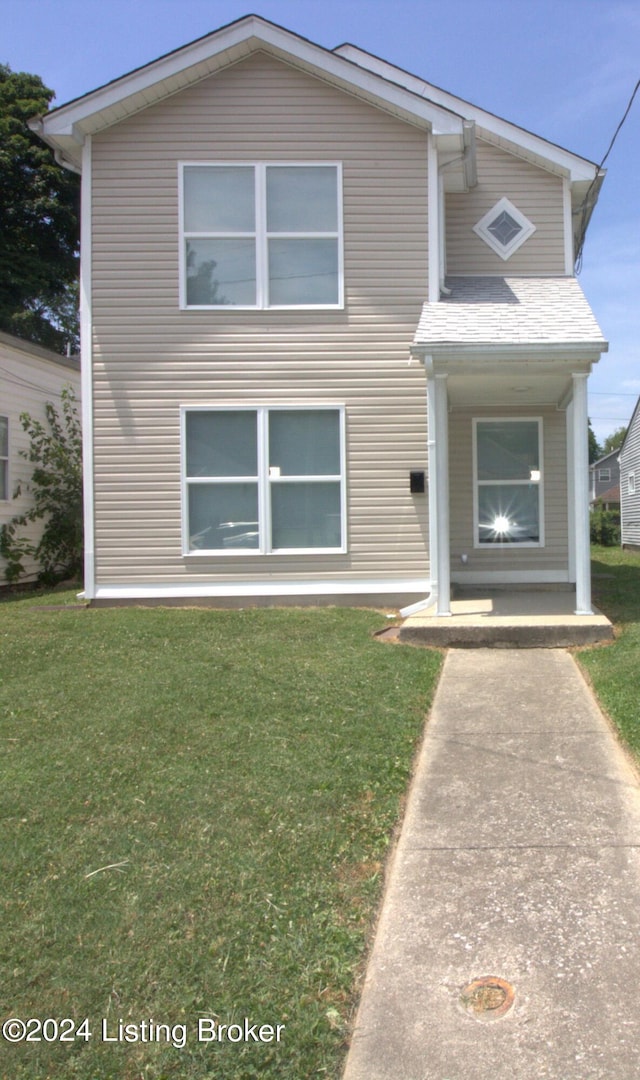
414, 276, 607, 348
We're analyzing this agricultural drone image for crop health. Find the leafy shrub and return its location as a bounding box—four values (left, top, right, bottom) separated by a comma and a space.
0, 387, 82, 584
590, 508, 621, 547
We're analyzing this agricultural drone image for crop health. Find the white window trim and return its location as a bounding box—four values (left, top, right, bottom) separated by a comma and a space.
472, 417, 545, 549
178, 162, 344, 311
629, 471, 636, 495
597, 467, 611, 482
0, 415, 8, 502
473, 196, 536, 261
181, 404, 347, 556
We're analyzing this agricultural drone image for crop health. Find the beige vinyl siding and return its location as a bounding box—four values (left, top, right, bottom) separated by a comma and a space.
448, 406, 569, 578
0, 337, 80, 584
446, 140, 566, 275
90, 51, 430, 588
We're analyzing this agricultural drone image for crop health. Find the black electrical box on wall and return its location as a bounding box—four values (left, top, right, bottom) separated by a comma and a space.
409, 470, 426, 494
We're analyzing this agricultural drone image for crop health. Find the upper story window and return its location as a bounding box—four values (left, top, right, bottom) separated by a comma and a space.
180, 163, 343, 309
0, 416, 8, 500
473, 197, 536, 261
597, 467, 611, 482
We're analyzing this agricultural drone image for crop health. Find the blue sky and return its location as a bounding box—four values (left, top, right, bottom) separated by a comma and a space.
3, 0, 639, 447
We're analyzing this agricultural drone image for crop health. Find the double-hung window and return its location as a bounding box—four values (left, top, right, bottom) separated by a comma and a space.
183, 407, 346, 554
181, 163, 343, 308
0, 416, 8, 501
474, 419, 543, 546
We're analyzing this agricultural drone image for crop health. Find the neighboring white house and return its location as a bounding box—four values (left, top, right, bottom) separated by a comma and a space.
32, 15, 608, 612
619, 396, 640, 551
0, 330, 81, 583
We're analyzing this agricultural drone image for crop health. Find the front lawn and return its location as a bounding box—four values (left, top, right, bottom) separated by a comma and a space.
579, 546, 640, 756
0, 595, 441, 1080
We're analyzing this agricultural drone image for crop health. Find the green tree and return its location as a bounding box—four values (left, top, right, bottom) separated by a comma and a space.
588, 419, 601, 464
601, 425, 627, 455
0, 388, 83, 584
0, 65, 80, 353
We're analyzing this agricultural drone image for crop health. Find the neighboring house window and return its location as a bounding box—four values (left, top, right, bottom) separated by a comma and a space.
629, 472, 636, 495
180, 163, 343, 309
0, 416, 8, 500
597, 468, 611, 482
474, 418, 543, 546
182, 406, 345, 554
473, 197, 536, 260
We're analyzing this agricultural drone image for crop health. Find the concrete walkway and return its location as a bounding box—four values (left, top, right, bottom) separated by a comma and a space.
343, 649, 640, 1080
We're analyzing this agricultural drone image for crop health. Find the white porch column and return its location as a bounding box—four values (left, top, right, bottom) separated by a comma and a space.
571, 372, 592, 614
433, 373, 451, 616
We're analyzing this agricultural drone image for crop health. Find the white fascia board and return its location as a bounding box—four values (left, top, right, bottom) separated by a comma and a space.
411, 343, 608, 362
335, 44, 599, 183
39, 16, 463, 151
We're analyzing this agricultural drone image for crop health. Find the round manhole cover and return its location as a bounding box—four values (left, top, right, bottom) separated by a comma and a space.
459, 976, 515, 1021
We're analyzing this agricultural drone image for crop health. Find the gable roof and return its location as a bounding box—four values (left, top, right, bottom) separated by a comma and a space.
32, 12, 603, 212
32, 14, 467, 172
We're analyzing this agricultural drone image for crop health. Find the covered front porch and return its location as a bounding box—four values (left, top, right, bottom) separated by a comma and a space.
409, 276, 609, 622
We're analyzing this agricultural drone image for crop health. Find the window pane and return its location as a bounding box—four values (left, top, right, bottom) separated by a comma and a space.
183, 166, 255, 232
186, 411, 257, 477
188, 483, 259, 550
271, 482, 341, 549
0, 416, 7, 458
0, 463, 6, 501
266, 166, 338, 232
269, 411, 340, 476
186, 239, 256, 306
478, 484, 540, 544
477, 421, 539, 481
268, 238, 339, 305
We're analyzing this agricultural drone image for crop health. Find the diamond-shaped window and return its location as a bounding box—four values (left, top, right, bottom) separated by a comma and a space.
473, 198, 536, 260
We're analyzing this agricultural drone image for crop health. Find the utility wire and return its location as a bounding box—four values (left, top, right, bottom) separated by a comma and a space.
574, 77, 640, 273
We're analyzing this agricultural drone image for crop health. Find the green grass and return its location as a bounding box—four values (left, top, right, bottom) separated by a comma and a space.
0, 592, 441, 1080
579, 546, 640, 755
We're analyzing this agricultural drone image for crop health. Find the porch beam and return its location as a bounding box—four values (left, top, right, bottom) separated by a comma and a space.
571, 372, 592, 614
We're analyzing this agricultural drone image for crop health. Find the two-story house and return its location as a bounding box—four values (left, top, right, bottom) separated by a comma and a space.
32, 14, 608, 612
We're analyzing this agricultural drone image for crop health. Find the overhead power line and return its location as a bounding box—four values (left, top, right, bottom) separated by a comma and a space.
574, 76, 640, 273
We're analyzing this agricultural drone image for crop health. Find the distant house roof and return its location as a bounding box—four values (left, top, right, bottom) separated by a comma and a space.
590, 449, 620, 471
0, 330, 80, 372
593, 483, 620, 505
413, 276, 607, 353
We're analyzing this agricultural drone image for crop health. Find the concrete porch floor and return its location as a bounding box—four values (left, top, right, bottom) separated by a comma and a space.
397, 588, 614, 648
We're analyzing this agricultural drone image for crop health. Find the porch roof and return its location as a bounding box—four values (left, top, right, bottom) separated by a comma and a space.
413, 276, 608, 352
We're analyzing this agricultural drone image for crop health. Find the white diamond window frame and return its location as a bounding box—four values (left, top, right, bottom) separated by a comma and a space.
473, 197, 536, 261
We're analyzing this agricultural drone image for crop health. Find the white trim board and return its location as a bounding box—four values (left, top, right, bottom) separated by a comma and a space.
92, 578, 431, 600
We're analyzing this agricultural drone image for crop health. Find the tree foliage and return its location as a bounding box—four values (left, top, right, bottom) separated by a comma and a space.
0, 65, 80, 353
0, 388, 83, 584
601, 425, 627, 456
588, 419, 601, 465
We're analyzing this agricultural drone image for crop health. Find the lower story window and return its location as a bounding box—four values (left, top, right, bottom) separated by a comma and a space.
182, 406, 345, 554
474, 418, 543, 546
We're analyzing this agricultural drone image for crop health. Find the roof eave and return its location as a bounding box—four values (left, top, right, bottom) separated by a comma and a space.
34, 14, 465, 168
411, 341, 608, 361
